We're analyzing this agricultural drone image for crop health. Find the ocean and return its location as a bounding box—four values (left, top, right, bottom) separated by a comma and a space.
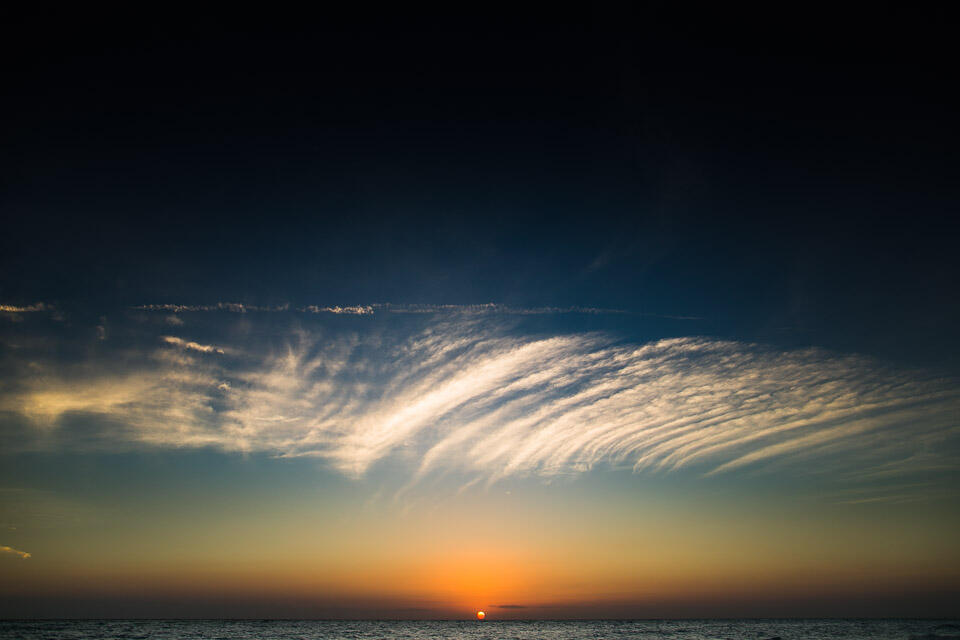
1, 619, 957, 640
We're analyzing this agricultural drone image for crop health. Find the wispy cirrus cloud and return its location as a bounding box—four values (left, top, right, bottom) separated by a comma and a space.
2, 318, 957, 496
0, 544, 31, 559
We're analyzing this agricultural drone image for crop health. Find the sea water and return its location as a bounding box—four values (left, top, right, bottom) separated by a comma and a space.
1, 619, 958, 640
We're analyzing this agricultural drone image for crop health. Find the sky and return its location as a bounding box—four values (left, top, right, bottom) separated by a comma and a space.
1, 8, 959, 618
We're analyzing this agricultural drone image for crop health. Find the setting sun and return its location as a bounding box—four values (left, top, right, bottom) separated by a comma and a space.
476, 611, 485, 620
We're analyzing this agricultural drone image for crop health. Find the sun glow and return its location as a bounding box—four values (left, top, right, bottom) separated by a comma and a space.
476, 611, 485, 620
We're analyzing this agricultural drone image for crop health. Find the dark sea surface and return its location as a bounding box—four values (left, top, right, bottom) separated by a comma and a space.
1, 620, 959, 640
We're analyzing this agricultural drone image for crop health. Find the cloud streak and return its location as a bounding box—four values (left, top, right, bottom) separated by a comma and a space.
133, 303, 290, 313
367, 303, 631, 316
0, 303, 49, 313
300, 305, 375, 315
3, 320, 957, 494
161, 336, 225, 354
132, 302, 674, 317
0, 544, 31, 559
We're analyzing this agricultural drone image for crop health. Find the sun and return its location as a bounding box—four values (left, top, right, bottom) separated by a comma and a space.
476, 611, 485, 620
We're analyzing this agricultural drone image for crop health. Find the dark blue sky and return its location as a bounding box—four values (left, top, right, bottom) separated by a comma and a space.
3, 8, 960, 619
2, 6, 957, 370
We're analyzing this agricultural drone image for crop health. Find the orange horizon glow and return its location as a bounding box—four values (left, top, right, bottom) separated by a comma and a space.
3, 476, 960, 618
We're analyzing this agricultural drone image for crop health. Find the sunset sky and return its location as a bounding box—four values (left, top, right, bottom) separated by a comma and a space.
1, 8, 958, 618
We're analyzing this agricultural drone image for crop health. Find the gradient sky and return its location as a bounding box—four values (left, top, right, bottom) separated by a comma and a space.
1, 8, 958, 618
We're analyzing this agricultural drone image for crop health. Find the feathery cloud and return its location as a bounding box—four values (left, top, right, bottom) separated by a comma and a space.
3, 319, 957, 495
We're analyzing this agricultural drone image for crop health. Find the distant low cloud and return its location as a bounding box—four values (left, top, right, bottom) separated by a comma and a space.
134, 303, 289, 313
2, 318, 957, 498
132, 301, 684, 317
0, 544, 31, 559
300, 305, 375, 315
369, 303, 629, 315
494, 604, 528, 609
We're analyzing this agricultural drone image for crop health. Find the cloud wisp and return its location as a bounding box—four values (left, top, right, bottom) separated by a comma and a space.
161, 336, 225, 354
0, 544, 31, 559
3, 320, 957, 493
133, 303, 291, 313
0, 303, 49, 313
